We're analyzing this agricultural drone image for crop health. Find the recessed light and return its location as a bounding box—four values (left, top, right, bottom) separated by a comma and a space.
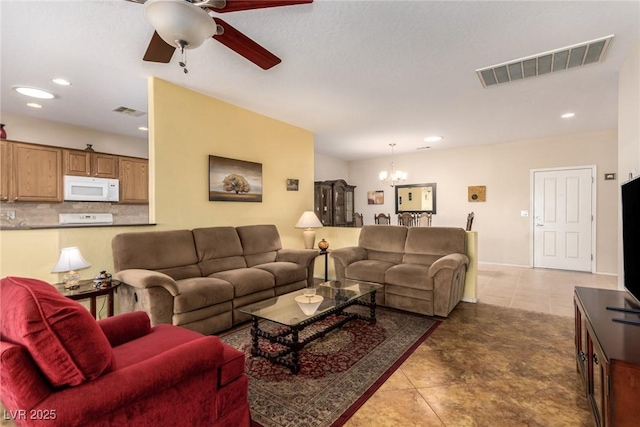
561, 112, 575, 119
27, 103, 42, 109
424, 136, 443, 143
138, 126, 148, 131
12, 86, 55, 99
52, 78, 71, 86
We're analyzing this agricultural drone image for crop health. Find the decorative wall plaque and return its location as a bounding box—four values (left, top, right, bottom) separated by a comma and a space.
468, 185, 486, 202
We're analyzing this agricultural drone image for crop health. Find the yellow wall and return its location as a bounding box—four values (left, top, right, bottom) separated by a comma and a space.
149, 78, 315, 245
0, 78, 315, 283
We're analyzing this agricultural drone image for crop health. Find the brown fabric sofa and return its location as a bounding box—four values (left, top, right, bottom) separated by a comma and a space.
330, 225, 469, 317
112, 224, 317, 335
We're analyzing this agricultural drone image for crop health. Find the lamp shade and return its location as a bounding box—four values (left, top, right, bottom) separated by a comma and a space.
144, 0, 216, 49
51, 247, 91, 273
295, 211, 323, 229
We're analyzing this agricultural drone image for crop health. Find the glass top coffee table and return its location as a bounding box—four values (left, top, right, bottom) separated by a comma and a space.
240, 279, 383, 373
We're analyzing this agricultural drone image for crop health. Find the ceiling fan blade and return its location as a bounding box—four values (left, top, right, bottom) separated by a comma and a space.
211, 0, 313, 13
213, 19, 281, 70
143, 31, 176, 63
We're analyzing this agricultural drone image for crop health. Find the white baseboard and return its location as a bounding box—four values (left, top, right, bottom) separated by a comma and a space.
462, 297, 478, 303
594, 271, 618, 277
478, 261, 531, 268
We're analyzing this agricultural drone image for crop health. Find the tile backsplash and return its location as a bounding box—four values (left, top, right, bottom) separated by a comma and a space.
0, 202, 148, 227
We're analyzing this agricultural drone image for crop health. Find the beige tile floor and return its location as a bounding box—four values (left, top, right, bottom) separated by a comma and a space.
476, 264, 618, 317
345, 264, 618, 427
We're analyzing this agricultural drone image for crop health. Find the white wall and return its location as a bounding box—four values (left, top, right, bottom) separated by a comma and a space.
1, 112, 148, 158
346, 130, 618, 273
314, 152, 349, 182
617, 41, 640, 288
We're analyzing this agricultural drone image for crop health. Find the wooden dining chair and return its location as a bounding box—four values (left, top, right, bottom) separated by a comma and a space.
353, 212, 364, 227
397, 212, 416, 227
417, 212, 432, 227
466, 212, 475, 231
374, 213, 391, 224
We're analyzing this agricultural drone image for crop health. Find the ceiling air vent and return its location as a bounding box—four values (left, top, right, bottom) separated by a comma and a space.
476, 35, 614, 88
112, 106, 146, 117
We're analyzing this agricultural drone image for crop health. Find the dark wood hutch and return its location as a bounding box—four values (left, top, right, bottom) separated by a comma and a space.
314, 179, 356, 227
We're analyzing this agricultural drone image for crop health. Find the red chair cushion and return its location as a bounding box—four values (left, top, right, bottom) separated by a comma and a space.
0, 276, 114, 387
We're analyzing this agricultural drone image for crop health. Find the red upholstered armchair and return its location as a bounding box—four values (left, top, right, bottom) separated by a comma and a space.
0, 276, 250, 427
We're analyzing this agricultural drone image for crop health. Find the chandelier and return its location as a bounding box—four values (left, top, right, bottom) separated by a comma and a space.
379, 143, 407, 187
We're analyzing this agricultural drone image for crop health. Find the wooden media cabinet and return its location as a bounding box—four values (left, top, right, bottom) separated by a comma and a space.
574, 287, 640, 427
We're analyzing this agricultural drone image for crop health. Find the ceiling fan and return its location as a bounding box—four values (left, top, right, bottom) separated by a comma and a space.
129, 0, 313, 72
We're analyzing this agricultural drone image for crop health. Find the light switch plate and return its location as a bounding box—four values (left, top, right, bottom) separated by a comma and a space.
521, 210, 529, 217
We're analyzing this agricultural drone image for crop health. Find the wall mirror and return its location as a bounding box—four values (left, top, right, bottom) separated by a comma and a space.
395, 183, 437, 214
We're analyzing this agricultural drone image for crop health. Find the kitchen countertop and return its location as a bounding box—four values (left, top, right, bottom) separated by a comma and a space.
0, 223, 156, 230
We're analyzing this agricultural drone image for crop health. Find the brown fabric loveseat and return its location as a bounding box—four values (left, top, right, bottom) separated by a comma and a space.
330, 225, 469, 317
112, 224, 317, 335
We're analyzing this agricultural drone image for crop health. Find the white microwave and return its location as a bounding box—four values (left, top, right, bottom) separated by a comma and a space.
63, 176, 119, 202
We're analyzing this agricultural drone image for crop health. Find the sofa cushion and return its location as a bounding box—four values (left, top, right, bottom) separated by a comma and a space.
212, 268, 275, 297
193, 227, 247, 275
112, 230, 200, 280
110, 324, 222, 369
236, 225, 283, 267
359, 225, 407, 263
173, 277, 235, 314
385, 263, 434, 290
403, 227, 466, 265
345, 260, 396, 284
253, 262, 307, 286
0, 276, 114, 387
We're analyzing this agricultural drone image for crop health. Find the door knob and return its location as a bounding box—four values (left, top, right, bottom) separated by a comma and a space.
536, 224, 544, 227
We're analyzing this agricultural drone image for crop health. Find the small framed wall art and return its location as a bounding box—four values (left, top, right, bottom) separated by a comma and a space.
367, 190, 384, 205
286, 179, 299, 191
468, 185, 486, 202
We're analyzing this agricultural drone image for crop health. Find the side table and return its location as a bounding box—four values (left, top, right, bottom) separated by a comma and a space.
56, 280, 121, 319
318, 250, 330, 281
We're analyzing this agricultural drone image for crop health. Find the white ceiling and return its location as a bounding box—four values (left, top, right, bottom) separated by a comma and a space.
1, 1, 639, 161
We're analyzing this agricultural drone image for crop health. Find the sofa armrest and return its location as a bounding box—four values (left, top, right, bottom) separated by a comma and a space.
0, 341, 53, 414
330, 246, 368, 266
330, 247, 368, 281
276, 248, 318, 266
33, 336, 224, 426
113, 269, 180, 296
429, 254, 469, 317
427, 253, 469, 277
97, 312, 151, 348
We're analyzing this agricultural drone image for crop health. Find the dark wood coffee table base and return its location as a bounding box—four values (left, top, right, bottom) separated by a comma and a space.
249, 291, 378, 374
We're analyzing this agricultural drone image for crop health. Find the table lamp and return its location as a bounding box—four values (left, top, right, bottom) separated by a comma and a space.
295, 211, 323, 249
51, 247, 91, 289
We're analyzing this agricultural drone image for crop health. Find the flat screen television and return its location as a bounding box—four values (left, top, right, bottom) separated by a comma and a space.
621, 174, 640, 305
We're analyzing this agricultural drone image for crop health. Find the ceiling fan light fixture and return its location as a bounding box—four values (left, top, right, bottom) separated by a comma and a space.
144, 0, 216, 50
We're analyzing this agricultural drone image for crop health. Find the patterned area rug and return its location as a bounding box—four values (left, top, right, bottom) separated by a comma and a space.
220, 306, 440, 427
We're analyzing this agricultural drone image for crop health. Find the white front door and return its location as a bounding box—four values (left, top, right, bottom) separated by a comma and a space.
533, 167, 594, 272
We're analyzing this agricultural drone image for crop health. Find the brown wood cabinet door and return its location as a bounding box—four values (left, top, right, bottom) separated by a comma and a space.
574, 300, 588, 390
12, 143, 62, 202
0, 140, 10, 201
119, 157, 148, 204
63, 149, 91, 176
64, 150, 117, 178
92, 153, 117, 178
588, 329, 608, 427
